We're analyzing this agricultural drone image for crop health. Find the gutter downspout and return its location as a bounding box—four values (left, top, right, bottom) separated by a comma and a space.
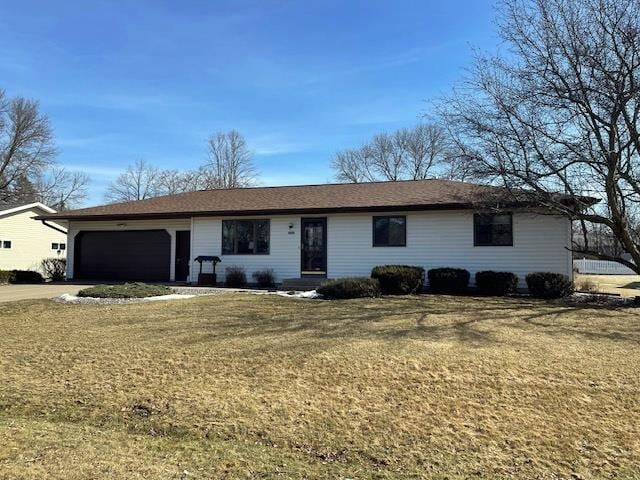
41, 220, 68, 235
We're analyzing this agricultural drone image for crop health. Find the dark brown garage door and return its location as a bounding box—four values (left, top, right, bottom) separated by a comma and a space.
74, 230, 171, 281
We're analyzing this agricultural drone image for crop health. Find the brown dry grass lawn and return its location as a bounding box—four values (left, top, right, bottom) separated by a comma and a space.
1, 293, 639, 479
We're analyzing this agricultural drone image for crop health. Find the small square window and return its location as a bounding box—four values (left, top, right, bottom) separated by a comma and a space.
474, 213, 513, 246
52, 243, 59, 250
3, 241, 11, 249
373, 216, 406, 247
60, 243, 66, 250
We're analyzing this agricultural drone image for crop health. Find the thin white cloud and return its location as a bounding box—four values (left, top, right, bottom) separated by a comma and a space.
235, 42, 462, 90
63, 163, 124, 179
57, 134, 116, 148
47, 92, 197, 112
251, 133, 310, 156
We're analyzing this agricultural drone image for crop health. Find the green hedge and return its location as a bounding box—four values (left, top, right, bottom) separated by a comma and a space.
317, 277, 381, 299
526, 272, 573, 298
427, 268, 470, 293
3, 270, 44, 284
475, 271, 519, 296
371, 265, 425, 295
78, 283, 171, 299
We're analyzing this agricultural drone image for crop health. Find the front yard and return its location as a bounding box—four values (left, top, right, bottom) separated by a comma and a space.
1, 293, 639, 479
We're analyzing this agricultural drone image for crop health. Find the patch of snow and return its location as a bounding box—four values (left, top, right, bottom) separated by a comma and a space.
276, 289, 321, 299
55, 288, 322, 304
55, 293, 195, 304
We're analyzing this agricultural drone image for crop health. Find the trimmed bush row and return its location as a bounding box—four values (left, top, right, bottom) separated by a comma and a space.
314, 264, 572, 299
371, 265, 424, 295
317, 277, 381, 299
0, 270, 44, 284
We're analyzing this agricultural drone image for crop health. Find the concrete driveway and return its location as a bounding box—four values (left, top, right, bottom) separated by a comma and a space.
0, 283, 93, 303
575, 273, 640, 297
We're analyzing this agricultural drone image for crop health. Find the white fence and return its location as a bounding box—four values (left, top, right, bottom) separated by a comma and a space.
573, 259, 636, 275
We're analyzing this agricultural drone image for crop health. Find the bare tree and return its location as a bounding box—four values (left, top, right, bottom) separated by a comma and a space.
331, 147, 377, 183
331, 123, 451, 182
404, 124, 450, 180
156, 169, 204, 195
0, 89, 88, 208
104, 159, 161, 203
105, 132, 259, 202
35, 167, 89, 210
369, 133, 405, 181
441, 0, 640, 272
204, 130, 257, 188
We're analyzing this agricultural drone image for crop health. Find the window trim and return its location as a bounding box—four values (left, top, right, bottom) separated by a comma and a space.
221, 219, 271, 255
473, 212, 514, 247
60, 243, 66, 250
372, 215, 407, 247
52, 243, 59, 250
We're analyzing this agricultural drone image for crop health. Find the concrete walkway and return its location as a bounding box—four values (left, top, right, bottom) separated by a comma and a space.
0, 283, 93, 303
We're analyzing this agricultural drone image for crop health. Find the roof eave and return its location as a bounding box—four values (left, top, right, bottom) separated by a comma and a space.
34, 201, 555, 222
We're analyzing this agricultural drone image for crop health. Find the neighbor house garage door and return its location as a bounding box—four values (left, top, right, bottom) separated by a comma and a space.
74, 230, 171, 281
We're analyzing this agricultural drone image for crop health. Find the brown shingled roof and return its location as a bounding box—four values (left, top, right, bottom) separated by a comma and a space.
36, 179, 574, 221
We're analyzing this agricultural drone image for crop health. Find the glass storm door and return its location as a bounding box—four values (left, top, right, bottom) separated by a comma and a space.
301, 218, 327, 276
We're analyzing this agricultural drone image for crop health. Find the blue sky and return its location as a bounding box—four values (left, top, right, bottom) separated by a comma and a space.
0, 0, 497, 206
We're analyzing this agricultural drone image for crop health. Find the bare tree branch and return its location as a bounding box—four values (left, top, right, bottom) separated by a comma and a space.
204, 130, 257, 188
0, 88, 88, 209
331, 123, 452, 182
104, 159, 161, 203
440, 0, 640, 272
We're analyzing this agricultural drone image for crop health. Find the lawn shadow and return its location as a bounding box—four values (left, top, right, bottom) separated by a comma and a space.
142, 294, 640, 352
516, 305, 640, 344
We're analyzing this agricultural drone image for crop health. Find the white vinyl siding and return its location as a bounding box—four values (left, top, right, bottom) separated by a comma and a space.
0, 207, 67, 272
191, 216, 300, 283
66, 219, 191, 281
327, 211, 571, 287
189, 210, 570, 287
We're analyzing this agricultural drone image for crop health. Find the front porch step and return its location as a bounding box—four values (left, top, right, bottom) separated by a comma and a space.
280, 277, 328, 291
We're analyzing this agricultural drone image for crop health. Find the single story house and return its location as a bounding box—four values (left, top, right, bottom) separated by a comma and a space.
36, 179, 575, 287
0, 202, 67, 272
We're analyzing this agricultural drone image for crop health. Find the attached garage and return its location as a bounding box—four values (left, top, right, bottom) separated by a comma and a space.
74, 230, 171, 281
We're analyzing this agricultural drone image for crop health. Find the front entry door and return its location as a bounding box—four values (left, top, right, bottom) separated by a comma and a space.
301, 218, 327, 276
175, 230, 191, 282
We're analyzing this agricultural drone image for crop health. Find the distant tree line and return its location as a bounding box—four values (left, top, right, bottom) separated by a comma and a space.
331, 123, 473, 183
104, 130, 257, 203
0, 86, 259, 207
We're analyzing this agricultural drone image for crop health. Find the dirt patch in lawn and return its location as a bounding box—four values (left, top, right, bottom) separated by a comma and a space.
0, 294, 639, 479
